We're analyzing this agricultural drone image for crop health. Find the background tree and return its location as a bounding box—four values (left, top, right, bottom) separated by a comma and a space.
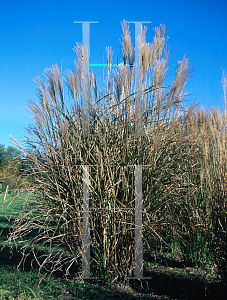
0, 144, 32, 193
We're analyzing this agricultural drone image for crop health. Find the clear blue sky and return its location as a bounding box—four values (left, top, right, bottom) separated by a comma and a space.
1, 0, 227, 149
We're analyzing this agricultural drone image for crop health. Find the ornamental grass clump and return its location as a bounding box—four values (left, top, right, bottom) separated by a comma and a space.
156, 73, 227, 280
3, 20, 202, 285
182, 100, 227, 279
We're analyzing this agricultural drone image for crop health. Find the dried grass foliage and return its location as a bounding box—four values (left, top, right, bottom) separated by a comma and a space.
2, 20, 227, 284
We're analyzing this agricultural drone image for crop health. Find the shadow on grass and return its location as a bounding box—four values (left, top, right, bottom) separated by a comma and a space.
0, 216, 81, 276
0, 216, 227, 299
